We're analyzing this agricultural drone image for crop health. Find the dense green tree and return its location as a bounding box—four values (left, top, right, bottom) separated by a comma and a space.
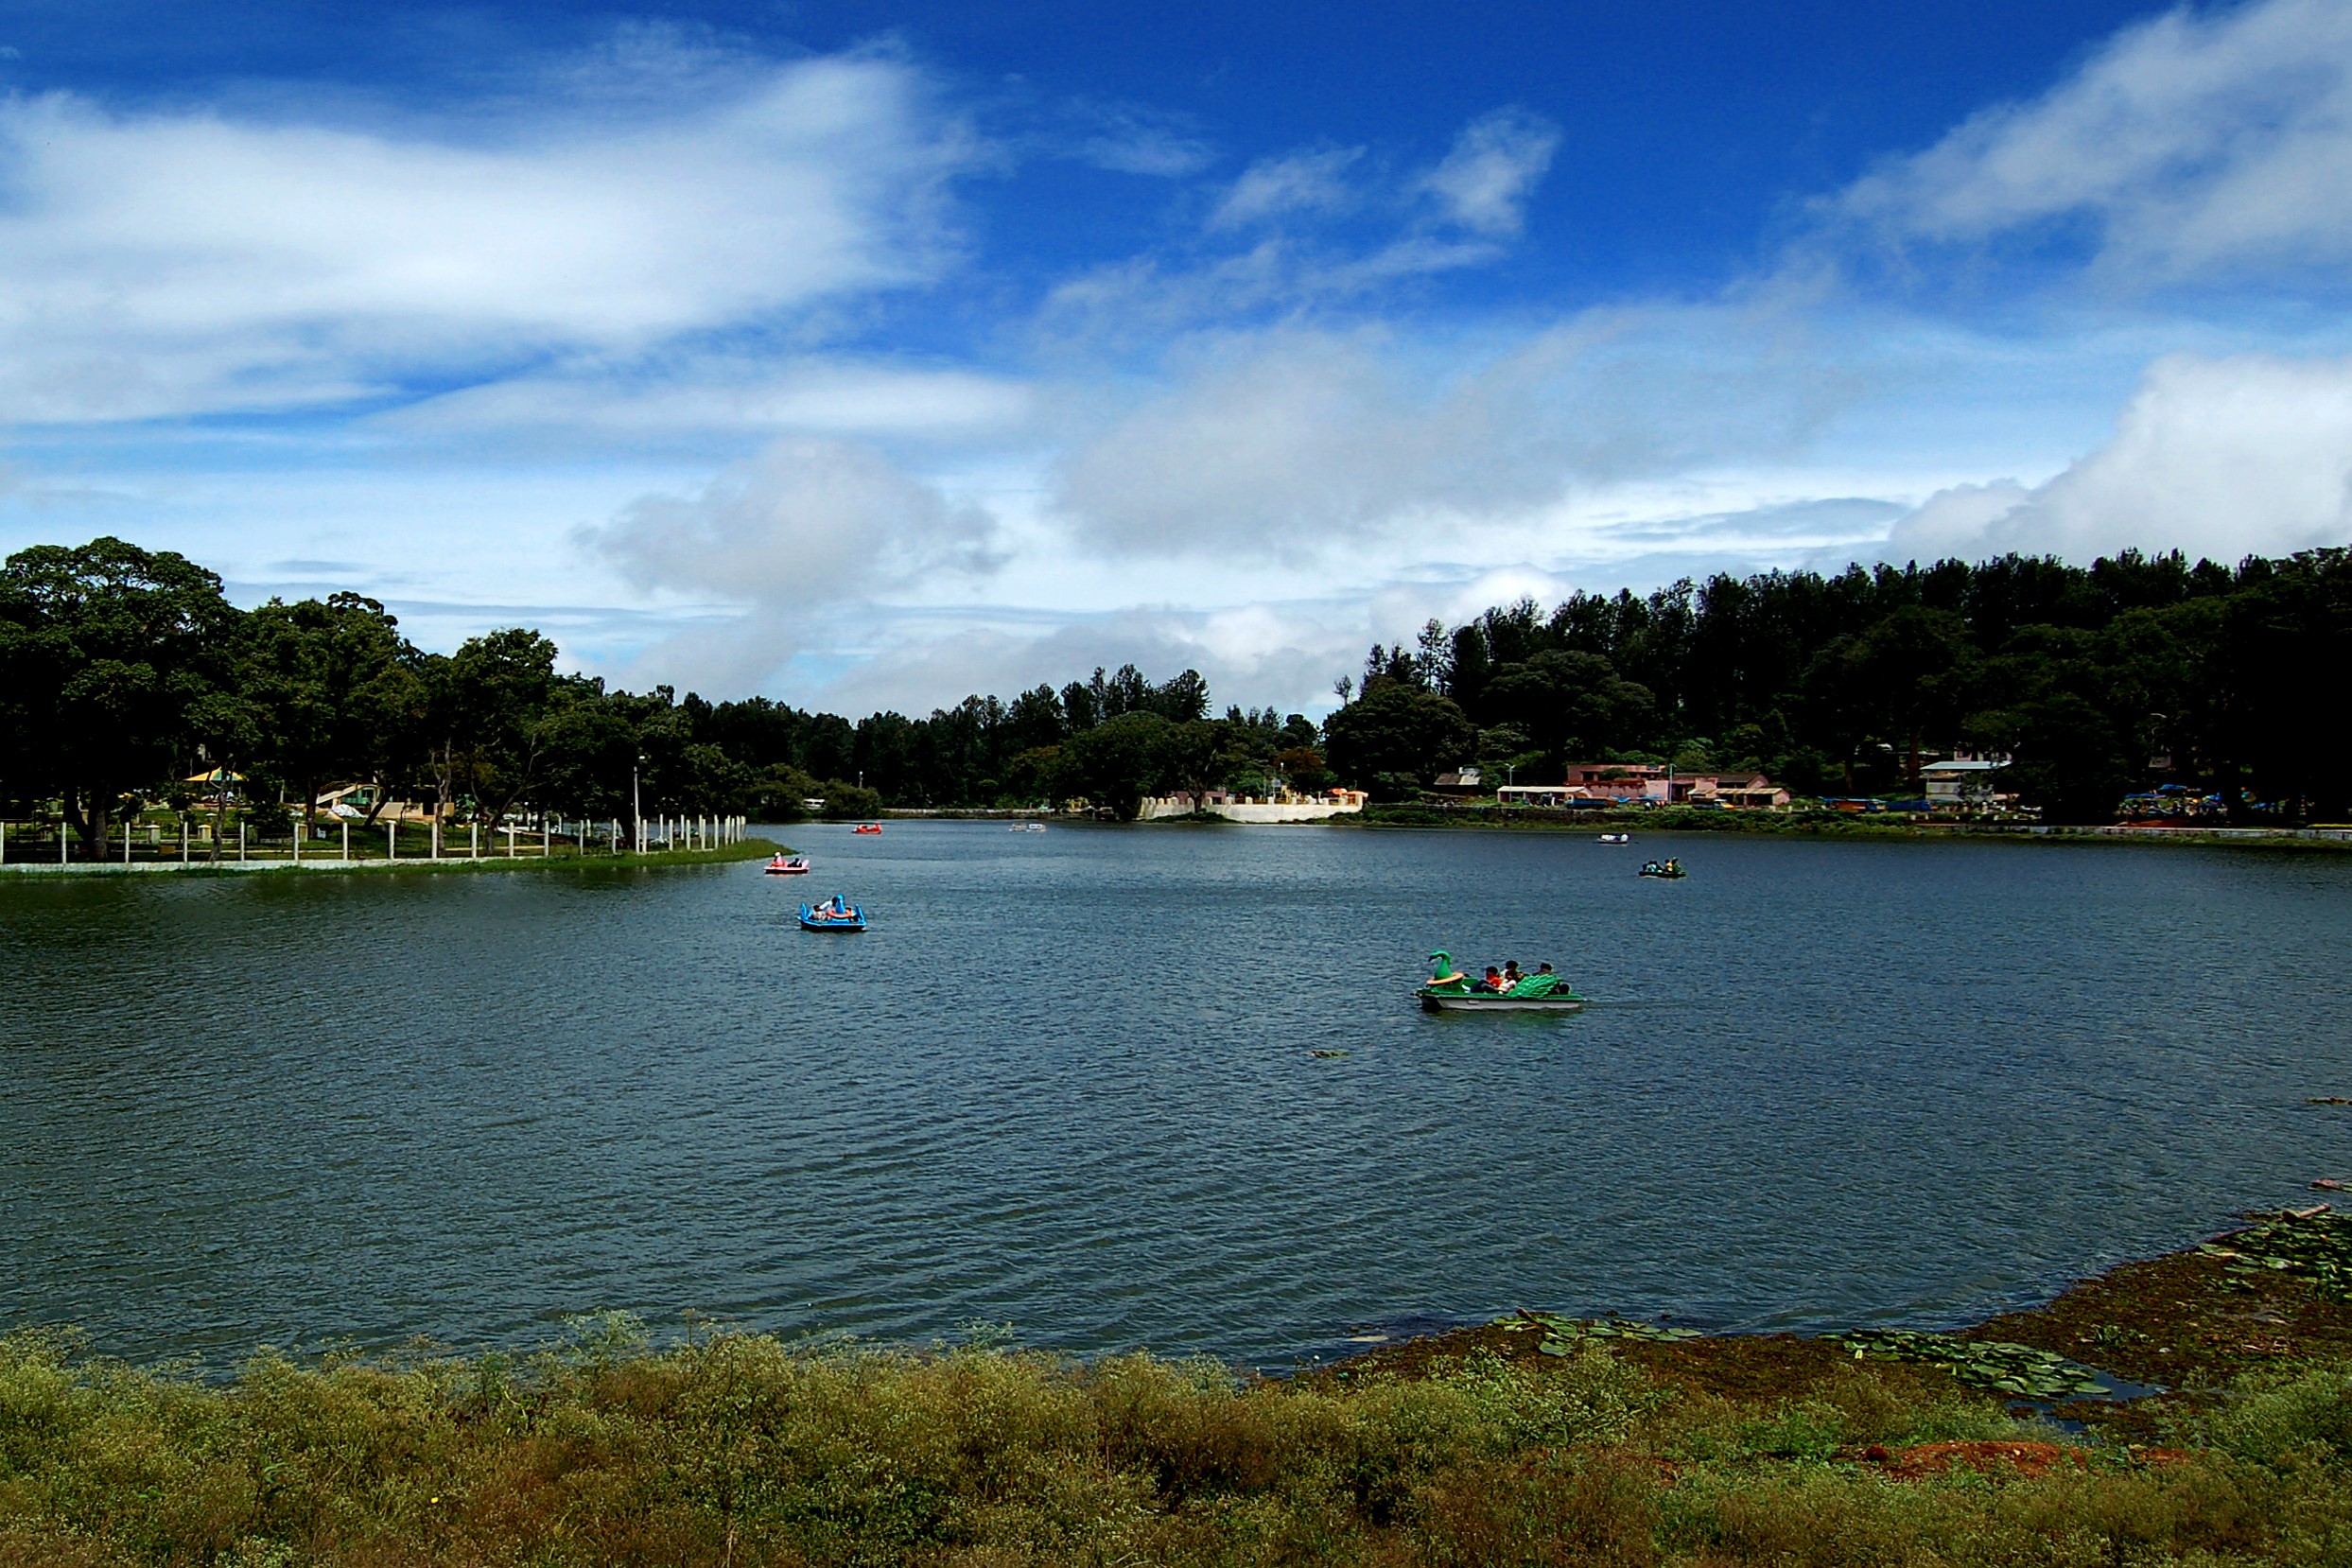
0, 538, 238, 856
1323, 684, 1476, 798
1054, 711, 1170, 820
237, 593, 422, 831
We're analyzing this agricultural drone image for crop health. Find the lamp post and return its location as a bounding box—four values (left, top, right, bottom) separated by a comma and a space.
632, 755, 644, 854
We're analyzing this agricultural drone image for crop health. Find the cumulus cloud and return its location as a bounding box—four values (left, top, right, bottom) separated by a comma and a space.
0, 52, 973, 422
1419, 107, 1559, 236
1838, 0, 2352, 278
1886, 352, 2352, 563
586, 436, 1002, 613
1051, 314, 1855, 557
1210, 146, 1363, 229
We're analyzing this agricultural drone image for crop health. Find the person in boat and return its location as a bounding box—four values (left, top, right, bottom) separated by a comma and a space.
1537, 962, 1557, 977
1502, 961, 1524, 989
1482, 966, 1507, 991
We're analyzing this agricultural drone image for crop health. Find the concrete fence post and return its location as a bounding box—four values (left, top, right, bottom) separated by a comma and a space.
431, 819, 441, 861
291, 820, 300, 864
470, 823, 479, 860
238, 822, 246, 862
389, 821, 397, 861
342, 820, 350, 862
182, 818, 188, 864
124, 819, 131, 865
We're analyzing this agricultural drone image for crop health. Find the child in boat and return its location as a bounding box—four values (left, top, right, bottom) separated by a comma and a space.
1483, 966, 1507, 991
1502, 961, 1524, 989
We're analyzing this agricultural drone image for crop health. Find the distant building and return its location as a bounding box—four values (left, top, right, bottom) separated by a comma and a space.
1498, 766, 1791, 810
1428, 766, 1486, 795
1921, 758, 2013, 813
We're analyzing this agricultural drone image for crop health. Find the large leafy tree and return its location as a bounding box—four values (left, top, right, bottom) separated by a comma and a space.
0, 538, 238, 856
237, 593, 424, 830
1323, 683, 1477, 797
412, 629, 564, 829
1054, 710, 1170, 820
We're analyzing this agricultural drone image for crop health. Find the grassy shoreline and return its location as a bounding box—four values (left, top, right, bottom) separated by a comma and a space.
0, 836, 784, 878
1326, 803, 2352, 851
9, 1213, 2352, 1565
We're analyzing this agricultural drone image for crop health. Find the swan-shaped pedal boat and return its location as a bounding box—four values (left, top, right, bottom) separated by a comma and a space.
1416, 950, 1586, 1013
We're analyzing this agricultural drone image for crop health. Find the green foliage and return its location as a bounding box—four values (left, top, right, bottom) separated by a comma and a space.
2197, 1359, 2352, 1471
1329, 547, 2352, 823
1322, 683, 1477, 796
0, 537, 239, 849
13, 535, 2352, 828
816, 780, 884, 821
4, 1325, 2330, 1567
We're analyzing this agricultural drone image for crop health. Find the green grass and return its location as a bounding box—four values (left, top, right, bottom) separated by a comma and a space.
1, 1320, 2337, 1567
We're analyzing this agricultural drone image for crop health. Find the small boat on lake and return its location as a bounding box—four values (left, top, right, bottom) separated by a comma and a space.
763, 853, 810, 875
800, 897, 867, 932
1639, 859, 1686, 879
852, 824, 882, 835
1596, 832, 1631, 844
1416, 950, 1586, 1013
1008, 822, 1046, 832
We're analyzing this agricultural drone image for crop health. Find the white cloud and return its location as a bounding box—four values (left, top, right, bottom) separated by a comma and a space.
1067, 103, 1214, 176
1419, 107, 1559, 236
1049, 312, 1855, 558
0, 53, 974, 422
1838, 0, 2352, 278
586, 436, 1002, 613
393, 357, 1033, 441
1210, 146, 1363, 229
1886, 351, 2352, 563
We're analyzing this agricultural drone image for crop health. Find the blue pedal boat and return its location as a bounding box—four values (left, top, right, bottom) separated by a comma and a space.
799, 898, 867, 932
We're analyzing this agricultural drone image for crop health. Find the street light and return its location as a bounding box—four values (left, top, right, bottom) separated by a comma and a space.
632, 754, 644, 853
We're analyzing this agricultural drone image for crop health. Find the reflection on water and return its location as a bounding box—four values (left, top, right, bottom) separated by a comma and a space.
4, 824, 2348, 1368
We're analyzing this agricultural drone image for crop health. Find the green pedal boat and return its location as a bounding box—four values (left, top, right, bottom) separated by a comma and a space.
1415, 951, 1587, 1013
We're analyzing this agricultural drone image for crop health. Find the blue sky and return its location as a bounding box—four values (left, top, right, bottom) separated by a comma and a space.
1, 0, 2347, 713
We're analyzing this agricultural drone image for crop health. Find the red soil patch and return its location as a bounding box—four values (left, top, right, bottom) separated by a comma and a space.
1865, 1440, 2087, 1480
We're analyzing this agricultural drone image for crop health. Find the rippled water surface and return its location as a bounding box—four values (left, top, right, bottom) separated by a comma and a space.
5, 823, 2350, 1368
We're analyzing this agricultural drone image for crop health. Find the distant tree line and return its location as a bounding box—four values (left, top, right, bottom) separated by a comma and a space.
0, 538, 1325, 855
1327, 548, 2352, 822
5, 538, 2343, 856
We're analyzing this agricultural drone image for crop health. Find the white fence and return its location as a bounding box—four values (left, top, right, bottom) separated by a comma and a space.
0, 813, 748, 871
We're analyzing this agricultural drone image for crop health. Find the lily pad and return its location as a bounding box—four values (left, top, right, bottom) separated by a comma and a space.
1828, 1329, 2112, 1402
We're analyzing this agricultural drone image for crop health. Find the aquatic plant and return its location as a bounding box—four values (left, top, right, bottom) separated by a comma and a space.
1826, 1329, 2112, 1400
2204, 1212, 2352, 1298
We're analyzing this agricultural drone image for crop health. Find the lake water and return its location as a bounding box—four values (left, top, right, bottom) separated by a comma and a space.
4, 823, 2349, 1371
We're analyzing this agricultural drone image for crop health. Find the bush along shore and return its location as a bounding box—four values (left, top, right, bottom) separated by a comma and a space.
10, 1211, 2352, 1566
0, 835, 783, 878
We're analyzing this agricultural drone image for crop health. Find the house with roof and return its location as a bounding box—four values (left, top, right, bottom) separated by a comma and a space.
1921, 756, 2016, 814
